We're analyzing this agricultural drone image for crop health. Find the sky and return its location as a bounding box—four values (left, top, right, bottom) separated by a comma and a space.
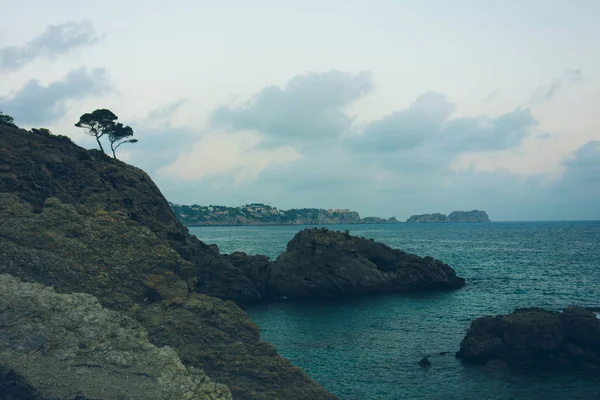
1, 0, 599, 221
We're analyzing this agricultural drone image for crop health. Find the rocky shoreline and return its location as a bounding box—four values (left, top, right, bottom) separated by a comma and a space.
1, 124, 595, 399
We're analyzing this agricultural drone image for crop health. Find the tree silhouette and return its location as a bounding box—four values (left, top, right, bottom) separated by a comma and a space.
108, 122, 137, 159
75, 109, 118, 154
0, 110, 17, 128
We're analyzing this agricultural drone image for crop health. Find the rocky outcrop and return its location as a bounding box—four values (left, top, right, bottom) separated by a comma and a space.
269, 228, 465, 299
0, 125, 337, 400
0, 274, 231, 399
446, 210, 490, 223
406, 210, 490, 223
0, 125, 261, 303
456, 307, 600, 370
406, 213, 447, 223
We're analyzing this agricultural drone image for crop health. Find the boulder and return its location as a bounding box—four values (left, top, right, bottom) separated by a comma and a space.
269, 228, 465, 299
457, 307, 600, 371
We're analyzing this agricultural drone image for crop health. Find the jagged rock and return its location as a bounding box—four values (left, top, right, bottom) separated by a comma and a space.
223, 252, 272, 297
456, 307, 600, 370
0, 274, 231, 400
0, 125, 337, 400
269, 228, 465, 299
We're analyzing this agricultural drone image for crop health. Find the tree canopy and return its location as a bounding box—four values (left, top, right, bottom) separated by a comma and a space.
108, 122, 137, 159
75, 109, 137, 158
0, 110, 17, 128
75, 109, 118, 154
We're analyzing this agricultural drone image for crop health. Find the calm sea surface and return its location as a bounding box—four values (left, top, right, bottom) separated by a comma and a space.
190, 222, 600, 400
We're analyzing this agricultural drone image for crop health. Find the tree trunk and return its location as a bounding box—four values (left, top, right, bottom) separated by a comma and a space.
95, 135, 105, 154
111, 143, 117, 159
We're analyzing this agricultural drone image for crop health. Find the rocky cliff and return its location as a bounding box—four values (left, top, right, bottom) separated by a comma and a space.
406, 213, 447, 223
446, 210, 490, 223
0, 125, 336, 400
456, 307, 600, 370
406, 210, 490, 223
269, 228, 465, 299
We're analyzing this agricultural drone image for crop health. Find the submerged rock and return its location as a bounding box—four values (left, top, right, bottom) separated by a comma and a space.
456, 307, 600, 371
419, 357, 431, 368
0, 274, 231, 400
269, 228, 465, 299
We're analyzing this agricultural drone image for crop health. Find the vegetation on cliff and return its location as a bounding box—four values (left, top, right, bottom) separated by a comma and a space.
75, 108, 137, 159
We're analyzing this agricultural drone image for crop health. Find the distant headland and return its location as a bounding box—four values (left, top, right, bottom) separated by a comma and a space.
405, 210, 491, 223
169, 202, 490, 226
169, 202, 399, 226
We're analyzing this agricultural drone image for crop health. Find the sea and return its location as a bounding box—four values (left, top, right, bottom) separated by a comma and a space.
190, 222, 600, 400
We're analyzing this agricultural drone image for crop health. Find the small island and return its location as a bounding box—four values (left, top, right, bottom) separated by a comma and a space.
169, 202, 400, 226
406, 210, 490, 223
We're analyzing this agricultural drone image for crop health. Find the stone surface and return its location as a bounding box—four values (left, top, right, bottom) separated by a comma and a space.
269, 228, 465, 299
456, 307, 600, 370
0, 274, 231, 400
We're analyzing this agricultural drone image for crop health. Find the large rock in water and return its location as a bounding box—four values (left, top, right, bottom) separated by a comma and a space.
0, 125, 337, 400
456, 307, 600, 370
269, 228, 465, 298
0, 274, 231, 400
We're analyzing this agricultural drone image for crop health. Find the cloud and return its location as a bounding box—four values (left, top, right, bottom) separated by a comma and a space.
0, 67, 110, 124
559, 140, 600, 185
356, 92, 455, 152
0, 21, 102, 70
158, 130, 302, 184
352, 95, 535, 164
441, 107, 537, 152
210, 70, 373, 147
145, 98, 188, 123
531, 68, 583, 104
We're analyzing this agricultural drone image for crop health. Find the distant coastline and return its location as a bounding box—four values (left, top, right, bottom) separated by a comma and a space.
169, 202, 491, 226
169, 202, 399, 226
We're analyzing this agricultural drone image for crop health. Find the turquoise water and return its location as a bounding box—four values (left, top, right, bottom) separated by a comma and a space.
190, 222, 600, 400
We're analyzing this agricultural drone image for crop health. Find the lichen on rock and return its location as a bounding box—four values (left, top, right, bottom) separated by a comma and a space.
0, 274, 231, 400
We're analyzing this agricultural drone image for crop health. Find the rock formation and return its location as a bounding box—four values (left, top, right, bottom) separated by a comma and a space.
0, 125, 336, 400
446, 210, 490, 223
456, 307, 600, 370
268, 228, 465, 299
406, 213, 448, 223
0, 274, 231, 400
406, 210, 490, 223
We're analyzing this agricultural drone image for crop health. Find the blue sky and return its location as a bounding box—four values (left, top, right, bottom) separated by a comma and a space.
1, 0, 599, 220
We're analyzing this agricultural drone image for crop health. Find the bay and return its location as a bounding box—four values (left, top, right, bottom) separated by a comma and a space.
190, 222, 600, 399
